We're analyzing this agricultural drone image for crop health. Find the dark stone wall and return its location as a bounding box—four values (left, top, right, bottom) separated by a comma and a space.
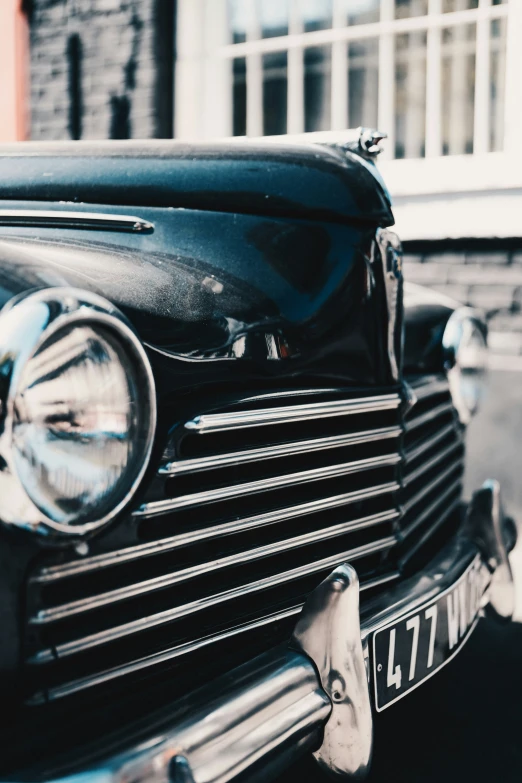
28, 0, 174, 140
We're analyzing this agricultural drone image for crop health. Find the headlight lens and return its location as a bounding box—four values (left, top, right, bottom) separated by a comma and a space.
0, 288, 156, 537
13, 324, 145, 527
443, 308, 488, 424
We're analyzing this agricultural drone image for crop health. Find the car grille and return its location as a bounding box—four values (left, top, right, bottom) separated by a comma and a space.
24, 375, 464, 707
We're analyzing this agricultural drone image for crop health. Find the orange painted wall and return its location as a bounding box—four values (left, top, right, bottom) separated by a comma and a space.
0, 0, 28, 142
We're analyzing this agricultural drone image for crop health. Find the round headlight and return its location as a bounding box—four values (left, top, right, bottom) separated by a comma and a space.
0, 288, 156, 537
443, 307, 488, 425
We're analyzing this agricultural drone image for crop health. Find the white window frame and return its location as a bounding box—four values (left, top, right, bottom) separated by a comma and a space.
175, 0, 522, 165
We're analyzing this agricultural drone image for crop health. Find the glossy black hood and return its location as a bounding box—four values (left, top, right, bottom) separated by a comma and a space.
0, 140, 393, 228
0, 142, 450, 395
0, 209, 389, 394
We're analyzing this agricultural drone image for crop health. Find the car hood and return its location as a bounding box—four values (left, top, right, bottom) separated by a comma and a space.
0, 140, 393, 228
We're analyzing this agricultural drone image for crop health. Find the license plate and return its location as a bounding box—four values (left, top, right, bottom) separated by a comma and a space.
372, 555, 486, 711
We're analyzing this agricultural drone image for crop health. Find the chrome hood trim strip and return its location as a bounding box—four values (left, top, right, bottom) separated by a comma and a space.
29, 537, 395, 661
404, 422, 455, 463
184, 393, 401, 433
160, 425, 401, 476
31, 510, 400, 624
403, 458, 463, 514
0, 209, 154, 232
404, 401, 454, 433
31, 574, 401, 703
401, 478, 462, 539
403, 439, 462, 487
33, 482, 400, 582
408, 376, 451, 400
135, 453, 401, 517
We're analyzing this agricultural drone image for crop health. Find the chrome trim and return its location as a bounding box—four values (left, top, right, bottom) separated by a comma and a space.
205, 388, 338, 404
34, 482, 400, 581
184, 393, 401, 433
376, 229, 404, 382
0, 209, 154, 232
30, 537, 396, 661
30, 605, 306, 702
31, 510, 400, 624
401, 478, 462, 539
463, 479, 514, 621
360, 511, 494, 641
357, 127, 388, 157
403, 439, 462, 487
292, 564, 372, 779
61, 648, 331, 783
404, 400, 454, 432
407, 376, 450, 400
404, 422, 455, 464
399, 496, 462, 566
0, 288, 156, 536
32, 573, 402, 703
160, 651, 330, 783
403, 458, 463, 514
136, 453, 401, 517
160, 425, 402, 476
14, 481, 514, 783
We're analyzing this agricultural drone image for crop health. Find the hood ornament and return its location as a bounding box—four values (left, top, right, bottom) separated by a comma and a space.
339, 127, 388, 160
358, 128, 388, 157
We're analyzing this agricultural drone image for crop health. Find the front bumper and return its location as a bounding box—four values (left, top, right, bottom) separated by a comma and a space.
9, 480, 516, 783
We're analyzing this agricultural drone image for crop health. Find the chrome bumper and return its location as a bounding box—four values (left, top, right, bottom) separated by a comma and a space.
12, 481, 516, 783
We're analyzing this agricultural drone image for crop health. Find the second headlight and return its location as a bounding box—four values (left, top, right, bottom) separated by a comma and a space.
442, 307, 488, 425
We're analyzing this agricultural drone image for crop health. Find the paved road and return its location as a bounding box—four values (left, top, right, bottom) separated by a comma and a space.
464, 369, 522, 521
280, 370, 522, 782
465, 369, 522, 620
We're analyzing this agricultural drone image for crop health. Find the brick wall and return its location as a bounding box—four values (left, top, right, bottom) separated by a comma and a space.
28, 0, 174, 140
404, 244, 522, 356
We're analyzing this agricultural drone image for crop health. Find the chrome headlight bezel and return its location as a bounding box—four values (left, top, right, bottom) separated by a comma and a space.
0, 287, 156, 538
442, 307, 488, 425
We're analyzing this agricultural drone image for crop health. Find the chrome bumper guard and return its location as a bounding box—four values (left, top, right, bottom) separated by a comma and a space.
18, 481, 516, 783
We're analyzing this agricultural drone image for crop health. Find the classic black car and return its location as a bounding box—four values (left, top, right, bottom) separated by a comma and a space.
0, 131, 514, 782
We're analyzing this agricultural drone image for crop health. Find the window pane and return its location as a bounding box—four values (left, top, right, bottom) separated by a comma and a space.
490, 18, 507, 151
336, 0, 380, 25
305, 46, 332, 132
395, 0, 428, 19
258, 0, 289, 38
443, 0, 478, 12
348, 39, 379, 128
228, 0, 252, 44
233, 57, 247, 136
263, 52, 288, 135
441, 24, 476, 155
395, 32, 427, 158
300, 0, 333, 32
